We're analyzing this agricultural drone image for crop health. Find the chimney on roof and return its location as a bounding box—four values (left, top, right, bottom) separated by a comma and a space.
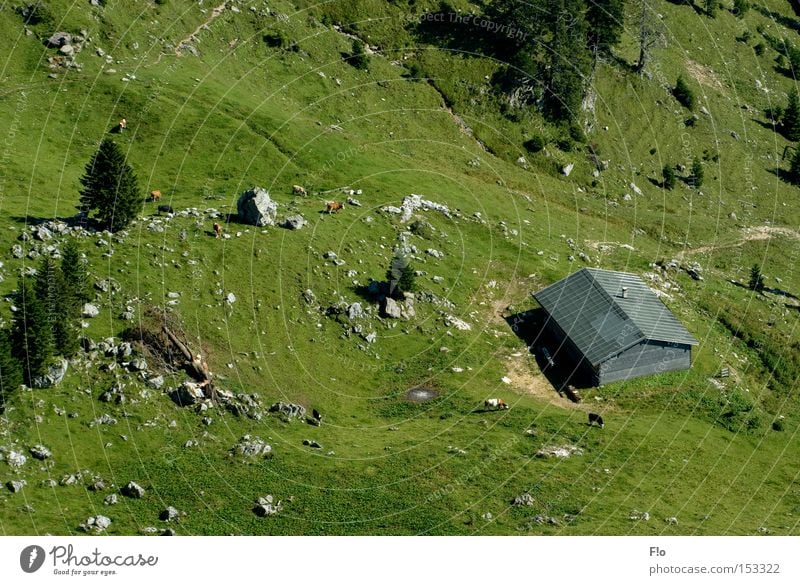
621, 286, 629, 299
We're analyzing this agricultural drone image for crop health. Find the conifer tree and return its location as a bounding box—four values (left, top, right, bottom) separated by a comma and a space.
782, 88, 800, 141
61, 239, 90, 314
79, 139, 143, 232
586, 0, 624, 56
0, 329, 23, 409
11, 278, 54, 385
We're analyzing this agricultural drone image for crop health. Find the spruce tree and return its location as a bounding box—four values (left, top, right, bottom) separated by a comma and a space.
749, 264, 765, 291
0, 329, 23, 409
705, 0, 717, 17
36, 257, 79, 357
11, 278, 54, 385
690, 157, 704, 188
733, 0, 749, 17
61, 238, 89, 314
386, 253, 416, 298
349, 39, 370, 70
586, 0, 624, 56
788, 146, 800, 184
79, 139, 143, 232
544, 0, 591, 123
673, 75, 696, 110
782, 88, 800, 142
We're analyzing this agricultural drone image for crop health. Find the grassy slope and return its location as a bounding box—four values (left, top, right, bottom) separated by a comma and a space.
0, 0, 798, 535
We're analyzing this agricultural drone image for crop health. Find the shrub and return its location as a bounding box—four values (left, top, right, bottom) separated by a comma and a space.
349, 39, 370, 70
523, 135, 546, 153
733, 0, 750, 17
15, 2, 54, 27
673, 75, 696, 110
690, 157, 704, 188
662, 164, 676, 189
772, 419, 785, 432
263, 31, 288, 48
754, 43, 766, 56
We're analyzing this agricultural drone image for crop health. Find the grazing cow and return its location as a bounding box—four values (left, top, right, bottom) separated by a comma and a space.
292, 185, 307, 196
326, 201, 344, 214
213, 223, 222, 238
588, 412, 604, 428
157, 204, 174, 214
149, 190, 162, 202
119, 118, 127, 131
484, 398, 509, 410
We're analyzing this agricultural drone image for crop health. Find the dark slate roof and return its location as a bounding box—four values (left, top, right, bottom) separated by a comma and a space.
533, 268, 698, 365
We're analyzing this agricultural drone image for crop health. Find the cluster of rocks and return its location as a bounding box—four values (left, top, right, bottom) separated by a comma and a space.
121, 481, 145, 499
512, 492, 535, 507
252, 495, 282, 517
628, 510, 651, 521
32, 358, 69, 388
80, 515, 111, 533
268, 401, 306, 420
535, 444, 584, 459
381, 194, 457, 223
230, 435, 272, 458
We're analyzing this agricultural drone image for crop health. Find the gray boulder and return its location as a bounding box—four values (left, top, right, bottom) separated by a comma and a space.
382, 297, 402, 319
268, 402, 306, 420
253, 494, 282, 517
7, 479, 27, 493
29, 445, 52, 460
46, 32, 72, 48
121, 481, 145, 498
237, 187, 277, 226
281, 215, 306, 230
33, 358, 68, 388
82, 303, 100, 318
230, 435, 272, 458
159, 506, 180, 521
169, 381, 205, 406
347, 302, 364, 320
81, 515, 111, 533
146, 375, 165, 389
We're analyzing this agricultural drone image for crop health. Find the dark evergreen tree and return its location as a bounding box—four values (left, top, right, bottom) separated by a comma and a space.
544, 0, 591, 123
705, 0, 717, 17
673, 75, 696, 110
34, 258, 79, 358
11, 278, 54, 385
79, 139, 143, 232
690, 157, 704, 188
662, 164, 676, 189
733, 0, 749, 17
586, 0, 624, 56
61, 238, 90, 313
749, 264, 765, 291
0, 329, 23, 410
788, 146, 800, 184
349, 39, 370, 70
782, 88, 800, 141
386, 253, 416, 297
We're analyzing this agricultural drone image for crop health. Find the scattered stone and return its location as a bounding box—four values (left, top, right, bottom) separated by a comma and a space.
302, 289, 316, 305
128, 358, 148, 372
237, 187, 278, 226
81, 515, 111, 533
162, 528, 176, 536
46, 32, 72, 48
629, 510, 650, 521
347, 197, 361, 206
91, 413, 118, 426
302, 439, 322, 448
281, 215, 306, 230
268, 402, 306, 420
146, 375, 164, 389
630, 183, 643, 196
88, 479, 106, 492
230, 435, 273, 458
29, 445, 52, 461
253, 494, 282, 516
60, 474, 79, 486
443, 315, 471, 331
425, 248, 444, 259
160, 506, 180, 522
535, 444, 584, 459
382, 297, 402, 319
99, 382, 126, 404
561, 163, 574, 176
32, 358, 68, 388
11, 245, 24, 258
6, 479, 27, 493
665, 516, 678, 525
512, 493, 535, 506
82, 303, 100, 318
169, 381, 205, 406
104, 494, 118, 506
119, 482, 145, 499
347, 302, 364, 320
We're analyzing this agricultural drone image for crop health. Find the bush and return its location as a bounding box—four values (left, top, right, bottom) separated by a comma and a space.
523, 135, 546, 153
555, 137, 574, 152
754, 43, 766, 56
348, 39, 370, 70
263, 31, 288, 48
407, 62, 425, 81
662, 164, 676, 189
15, 2, 54, 27
733, 0, 750, 17
772, 419, 785, 432
690, 157, 704, 188
673, 75, 696, 110
568, 124, 586, 143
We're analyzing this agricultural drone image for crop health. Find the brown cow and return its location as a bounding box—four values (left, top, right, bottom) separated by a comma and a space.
149, 190, 162, 202
326, 201, 344, 214
484, 398, 509, 410
213, 223, 222, 238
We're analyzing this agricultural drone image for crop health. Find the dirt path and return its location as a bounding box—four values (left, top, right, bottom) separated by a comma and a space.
175, 2, 228, 56
678, 225, 800, 259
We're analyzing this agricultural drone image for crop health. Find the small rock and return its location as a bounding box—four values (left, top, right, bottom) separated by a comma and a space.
82, 303, 100, 318
104, 494, 118, 506
29, 445, 52, 460
159, 506, 179, 522
121, 481, 145, 499
6, 479, 27, 493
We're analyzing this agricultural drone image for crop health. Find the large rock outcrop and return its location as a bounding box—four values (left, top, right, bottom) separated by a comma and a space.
237, 187, 278, 226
